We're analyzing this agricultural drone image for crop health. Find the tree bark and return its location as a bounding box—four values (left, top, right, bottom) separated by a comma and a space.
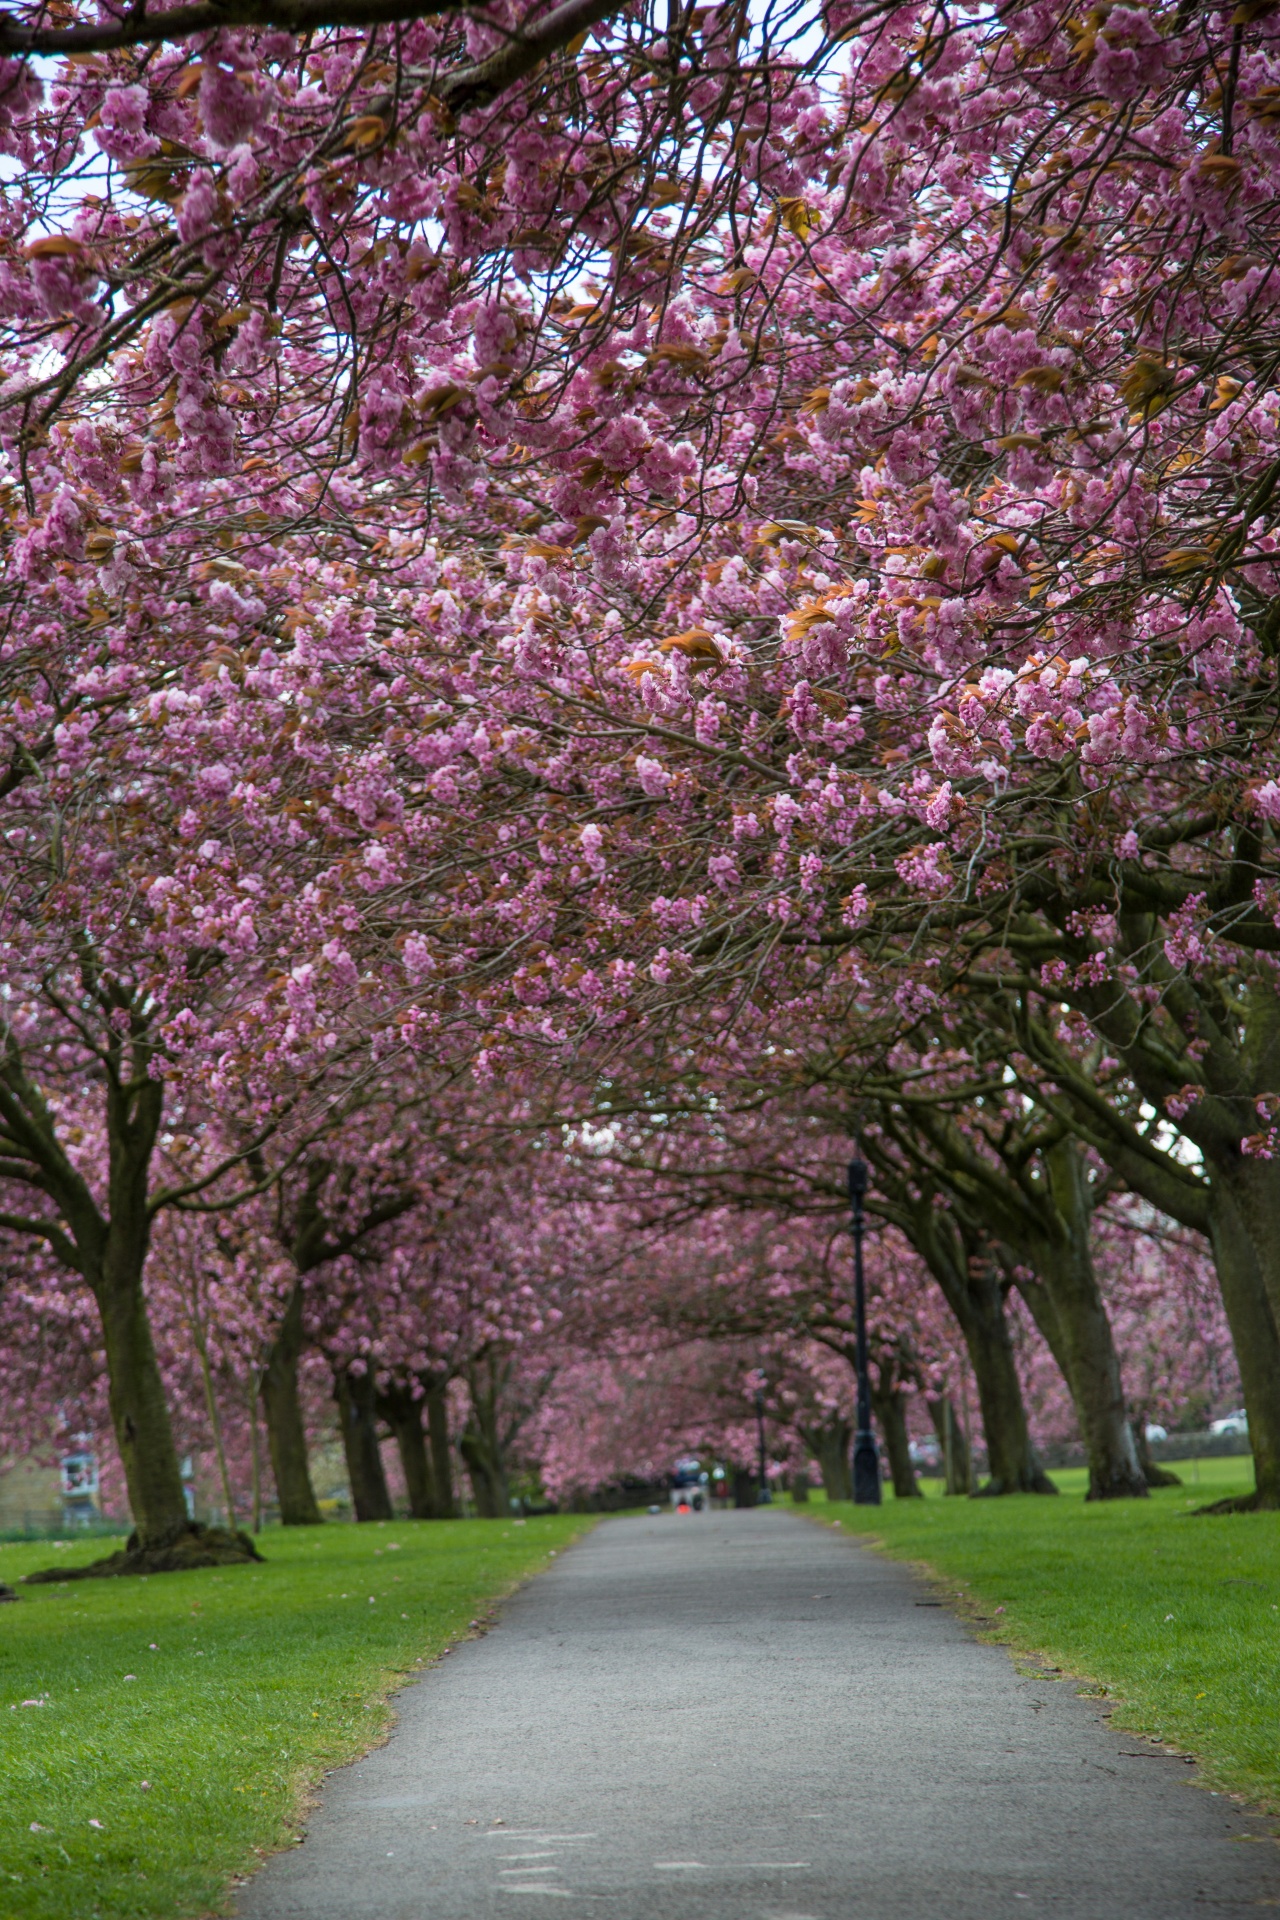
425, 1381, 457, 1518
334, 1367, 393, 1521
461, 1357, 517, 1518
32, 1048, 194, 1548
1027, 941, 1280, 1509
1011, 1142, 1148, 1500
260, 1285, 323, 1525
260, 1155, 419, 1524
927, 1396, 972, 1494
907, 1209, 1055, 1494
380, 1384, 434, 1519
967, 1317, 1056, 1498
1033, 1070, 1280, 1509
460, 1425, 507, 1517
871, 1382, 920, 1499
1014, 1261, 1146, 1502
96, 1249, 191, 1545
1060, 1121, 1280, 1508
1204, 1180, 1280, 1508
1131, 1420, 1181, 1489
800, 1416, 854, 1502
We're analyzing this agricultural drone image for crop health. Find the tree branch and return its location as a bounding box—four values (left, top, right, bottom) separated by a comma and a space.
0, 1210, 84, 1274
0, 0, 619, 76
440, 0, 622, 111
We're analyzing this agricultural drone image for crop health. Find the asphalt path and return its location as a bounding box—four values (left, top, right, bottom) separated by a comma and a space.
238, 1507, 1280, 1920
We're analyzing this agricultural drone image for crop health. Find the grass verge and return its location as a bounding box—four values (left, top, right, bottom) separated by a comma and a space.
810, 1455, 1280, 1811
0, 1513, 594, 1920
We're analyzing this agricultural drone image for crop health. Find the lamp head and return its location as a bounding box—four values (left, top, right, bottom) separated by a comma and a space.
848, 1158, 869, 1203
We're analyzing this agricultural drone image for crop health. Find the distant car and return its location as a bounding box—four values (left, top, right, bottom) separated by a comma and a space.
1143, 1424, 1168, 1444
1210, 1410, 1249, 1437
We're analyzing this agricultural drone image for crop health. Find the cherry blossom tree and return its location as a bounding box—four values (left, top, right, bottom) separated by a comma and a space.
8, 0, 1280, 1539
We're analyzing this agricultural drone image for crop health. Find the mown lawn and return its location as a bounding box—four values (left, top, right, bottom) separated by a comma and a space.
0, 1514, 594, 1920
813, 1455, 1280, 1810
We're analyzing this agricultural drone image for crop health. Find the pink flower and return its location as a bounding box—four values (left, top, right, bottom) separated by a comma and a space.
841, 885, 870, 929
634, 755, 670, 799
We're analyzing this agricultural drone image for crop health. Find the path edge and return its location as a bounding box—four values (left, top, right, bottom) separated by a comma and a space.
212, 1516, 603, 1920
800, 1506, 1280, 1826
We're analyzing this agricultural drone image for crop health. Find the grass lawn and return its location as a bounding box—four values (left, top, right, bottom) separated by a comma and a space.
812, 1455, 1280, 1811
0, 1514, 594, 1920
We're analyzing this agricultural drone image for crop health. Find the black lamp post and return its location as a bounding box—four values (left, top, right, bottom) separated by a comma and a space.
848, 1157, 883, 1506
754, 1387, 772, 1504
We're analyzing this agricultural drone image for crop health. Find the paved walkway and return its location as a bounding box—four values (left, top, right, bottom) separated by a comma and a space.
238, 1509, 1280, 1920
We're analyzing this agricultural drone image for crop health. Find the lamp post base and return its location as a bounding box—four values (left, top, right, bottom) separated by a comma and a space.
853, 1430, 882, 1506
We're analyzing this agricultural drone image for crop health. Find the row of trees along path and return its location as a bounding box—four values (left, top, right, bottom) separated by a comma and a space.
0, 0, 1276, 1559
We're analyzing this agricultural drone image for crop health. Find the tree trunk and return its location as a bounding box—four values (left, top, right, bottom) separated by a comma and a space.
927, 1396, 972, 1494
909, 1214, 1055, 1494
790, 1469, 811, 1502
1039, 966, 1280, 1511
96, 1248, 191, 1547
461, 1359, 513, 1518
801, 1417, 854, 1502
460, 1425, 507, 1517
1015, 1264, 1147, 1501
247, 1383, 263, 1533
260, 1286, 323, 1525
1017, 1142, 1148, 1500
1131, 1420, 1181, 1489
334, 1367, 393, 1521
425, 1382, 457, 1518
1204, 1179, 1280, 1509
380, 1385, 433, 1519
871, 1384, 920, 1499
192, 1313, 237, 1529
967, 1315, 1056, 1497
1045, 1077, 1280, 1511
88, 1072, 192, 1548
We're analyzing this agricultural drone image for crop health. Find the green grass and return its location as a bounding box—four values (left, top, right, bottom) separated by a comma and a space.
0, 1514, 594, 1920
809, 1456, 1280, 1810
